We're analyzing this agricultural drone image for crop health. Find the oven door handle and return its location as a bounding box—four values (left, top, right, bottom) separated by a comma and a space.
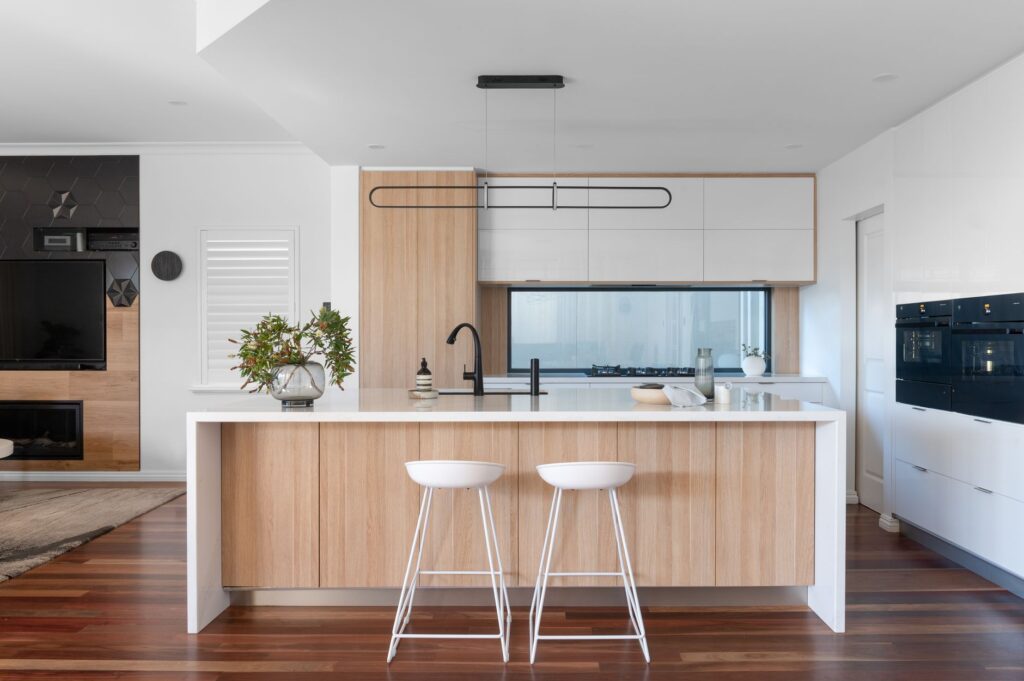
897, 320, 950, 328
951, 327, 1024, 335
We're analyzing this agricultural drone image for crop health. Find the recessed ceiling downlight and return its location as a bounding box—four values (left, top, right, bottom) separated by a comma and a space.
367, 144, 386, 150
871, 73, 899, 84
167, 100, 189, 106
784, 143, 804, 150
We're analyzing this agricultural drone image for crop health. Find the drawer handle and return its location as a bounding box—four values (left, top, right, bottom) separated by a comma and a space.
974, 486, 994, 494
911, 407, 926, 412
973, 418, 992, 424
912, 465, 928, 472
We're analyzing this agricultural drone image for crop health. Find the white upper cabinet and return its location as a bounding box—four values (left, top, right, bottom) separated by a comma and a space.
477, 177, 588, 230
588, 178, 702, 229
478, 229, 587, 282
703, 177, 815, 230
476, 175, 816, 283
589, 229, 702, 282
703, 229, 814, 282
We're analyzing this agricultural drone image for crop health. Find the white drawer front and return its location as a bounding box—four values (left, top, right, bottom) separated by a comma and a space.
893, 403, 955, 478
947, 412, 1024, 503
895, 459, 959, 540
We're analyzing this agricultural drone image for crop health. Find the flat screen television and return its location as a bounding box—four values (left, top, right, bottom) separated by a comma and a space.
0, 260, 107, 370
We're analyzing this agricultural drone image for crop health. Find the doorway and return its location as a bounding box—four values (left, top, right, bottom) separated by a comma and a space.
856, 212, 886, 512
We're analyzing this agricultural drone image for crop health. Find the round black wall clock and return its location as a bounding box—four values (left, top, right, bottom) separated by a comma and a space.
151, 251, 183, 281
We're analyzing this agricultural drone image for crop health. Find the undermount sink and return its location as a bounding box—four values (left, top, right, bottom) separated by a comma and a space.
437, 388, 548, 396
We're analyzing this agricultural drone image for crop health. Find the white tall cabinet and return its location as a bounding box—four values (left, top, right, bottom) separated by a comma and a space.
477, 175, 816, 284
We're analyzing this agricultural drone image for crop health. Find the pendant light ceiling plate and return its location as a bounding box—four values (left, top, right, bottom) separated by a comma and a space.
477, 75, 565, 89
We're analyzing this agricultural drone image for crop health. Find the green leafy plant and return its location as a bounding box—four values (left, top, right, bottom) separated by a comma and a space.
229, 308, 355, 393
741, 343, 771, 360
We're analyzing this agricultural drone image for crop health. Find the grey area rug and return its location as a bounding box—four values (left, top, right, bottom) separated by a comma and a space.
0, 487, 184, 582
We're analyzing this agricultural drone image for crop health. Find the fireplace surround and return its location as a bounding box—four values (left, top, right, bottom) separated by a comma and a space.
0, 401, 84, 460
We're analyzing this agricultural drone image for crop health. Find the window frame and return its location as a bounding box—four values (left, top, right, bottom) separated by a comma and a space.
505, 286, 773, 374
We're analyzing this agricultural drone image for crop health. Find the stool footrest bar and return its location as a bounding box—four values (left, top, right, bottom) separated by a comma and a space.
547, 571, 624, 577
536, 634, 644, 641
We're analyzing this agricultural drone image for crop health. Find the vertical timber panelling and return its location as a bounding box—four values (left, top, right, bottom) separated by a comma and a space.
360, 171, 477, 389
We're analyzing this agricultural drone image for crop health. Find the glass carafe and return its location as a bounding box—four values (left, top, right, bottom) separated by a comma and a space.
695, 347, 715, 399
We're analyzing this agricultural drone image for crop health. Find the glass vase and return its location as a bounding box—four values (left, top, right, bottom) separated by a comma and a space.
695, 347, 715, 399
270, 361, 326, 409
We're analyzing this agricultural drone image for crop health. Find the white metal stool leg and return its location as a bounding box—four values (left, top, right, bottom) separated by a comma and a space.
388, 486, 434, 663
609, 488, 649, 662
387, 480, 510, 664
529, 487, 563, 663
483, 487, 512, 660
529, 486, 649, 664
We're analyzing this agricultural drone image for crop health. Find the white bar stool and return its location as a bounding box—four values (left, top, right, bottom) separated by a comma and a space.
387, 460, 511, 663
529, 461, 649, 664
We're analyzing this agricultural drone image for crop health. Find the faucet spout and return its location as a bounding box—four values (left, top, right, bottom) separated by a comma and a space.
446, 322, 485, 396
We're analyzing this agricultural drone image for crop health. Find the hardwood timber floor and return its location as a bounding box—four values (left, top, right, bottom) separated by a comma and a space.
0, 489, 1022, 680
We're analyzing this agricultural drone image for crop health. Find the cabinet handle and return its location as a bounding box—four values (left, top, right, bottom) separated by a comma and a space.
973, 418, 992, 424
757, 381, 775, 385
974, 486, 994, 494
912, 465, 928, 472
911, 407, 926, 412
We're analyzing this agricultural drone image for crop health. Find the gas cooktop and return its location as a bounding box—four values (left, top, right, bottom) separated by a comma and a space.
589, 365, 695, 378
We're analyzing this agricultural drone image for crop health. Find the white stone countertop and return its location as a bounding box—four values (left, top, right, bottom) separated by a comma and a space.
187, 388, 843, 423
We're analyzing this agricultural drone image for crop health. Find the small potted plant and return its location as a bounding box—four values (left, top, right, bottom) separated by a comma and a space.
740, 343, 770, 377
230, 307, 355, 408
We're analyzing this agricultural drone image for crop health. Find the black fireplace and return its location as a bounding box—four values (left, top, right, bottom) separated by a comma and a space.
0, 401, 83, 460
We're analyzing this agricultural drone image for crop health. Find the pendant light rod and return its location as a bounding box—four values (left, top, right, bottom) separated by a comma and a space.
477, 75, 565, 89
367, 185, 672, 210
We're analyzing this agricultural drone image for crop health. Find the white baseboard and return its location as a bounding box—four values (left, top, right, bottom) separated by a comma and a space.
846, 490, 860, 505
0, 470, 185, 482
878, 514, 900, 533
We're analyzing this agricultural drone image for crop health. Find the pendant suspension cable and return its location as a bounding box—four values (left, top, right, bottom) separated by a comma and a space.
483, 87, 489, 209
552, 87, 558, 210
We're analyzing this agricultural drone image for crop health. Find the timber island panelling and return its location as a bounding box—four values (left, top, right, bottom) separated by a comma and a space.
220, 421, 815, 589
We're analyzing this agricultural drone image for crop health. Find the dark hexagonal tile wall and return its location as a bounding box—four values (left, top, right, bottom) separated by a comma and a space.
0, 155, 140, 296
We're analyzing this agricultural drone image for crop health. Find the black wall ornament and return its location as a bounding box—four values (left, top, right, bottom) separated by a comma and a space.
151, 251, 183, 281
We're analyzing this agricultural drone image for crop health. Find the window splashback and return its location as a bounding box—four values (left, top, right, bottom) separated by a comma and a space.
509, 288, 769, 371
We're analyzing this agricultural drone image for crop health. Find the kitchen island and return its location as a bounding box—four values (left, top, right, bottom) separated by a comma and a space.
187, 388, 846, 634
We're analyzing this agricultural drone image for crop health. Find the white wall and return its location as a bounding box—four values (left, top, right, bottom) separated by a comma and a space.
807, 51, 1024, 521
139, 147, 335, 478
329, 166, 360, 390
803, 130, 894, 506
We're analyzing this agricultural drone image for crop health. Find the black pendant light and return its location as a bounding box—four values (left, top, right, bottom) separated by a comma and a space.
367, 75, 672, 210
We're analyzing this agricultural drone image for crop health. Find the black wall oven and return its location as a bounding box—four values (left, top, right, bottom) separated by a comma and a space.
951, 293, 1024, 424
895, 300, 952, 410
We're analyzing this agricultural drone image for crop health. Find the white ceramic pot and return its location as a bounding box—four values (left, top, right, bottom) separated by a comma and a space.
741, 355, 766, 377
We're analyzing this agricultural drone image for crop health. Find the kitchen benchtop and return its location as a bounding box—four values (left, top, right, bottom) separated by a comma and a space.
187, 387, 842, 423
487, 373, 827, 384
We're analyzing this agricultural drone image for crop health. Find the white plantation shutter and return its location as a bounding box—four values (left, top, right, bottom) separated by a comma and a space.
199, 228, 298, 386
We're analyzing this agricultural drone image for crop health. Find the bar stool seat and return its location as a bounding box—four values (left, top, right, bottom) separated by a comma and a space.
530, 460, 650, 664
536, 461, 636, 490
387, 459, 511, 664
405, 460, 504, 489
0, 439, 12, 459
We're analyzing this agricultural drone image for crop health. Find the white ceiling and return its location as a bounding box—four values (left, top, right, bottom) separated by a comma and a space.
0, 0, 290, 143
200, 0, 1024, 171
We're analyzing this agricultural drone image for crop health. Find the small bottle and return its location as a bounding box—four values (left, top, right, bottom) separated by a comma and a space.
416, 358, 433, 392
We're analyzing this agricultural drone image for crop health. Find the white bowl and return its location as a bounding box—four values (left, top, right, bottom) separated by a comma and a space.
0, 439, 12, 459
536, 461, 636, 490
405, 460, 505, 489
